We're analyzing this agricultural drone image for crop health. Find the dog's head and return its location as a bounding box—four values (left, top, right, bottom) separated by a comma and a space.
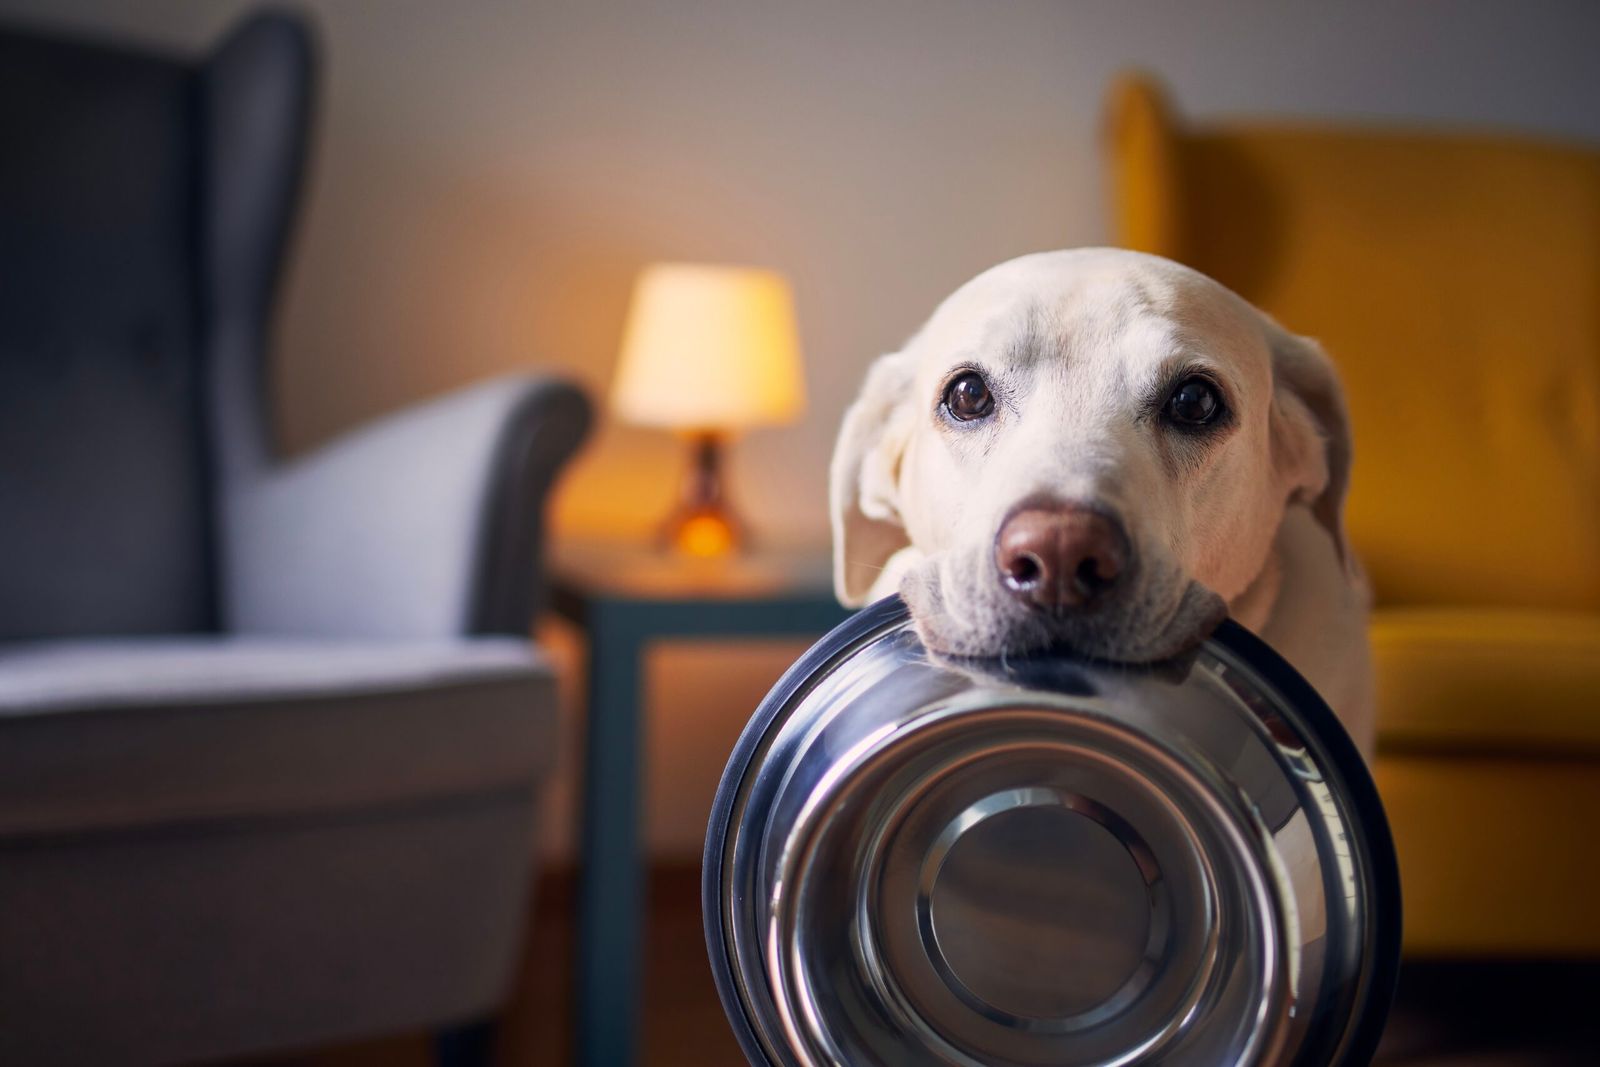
831, 248, 1351, 661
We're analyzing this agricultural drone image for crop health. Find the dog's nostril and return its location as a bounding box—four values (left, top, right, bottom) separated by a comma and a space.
1005, 552, 1043, 588
1075, 556, 1110, 592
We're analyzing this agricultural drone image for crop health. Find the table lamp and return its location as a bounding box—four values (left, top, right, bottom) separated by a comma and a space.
611, 263, 806, 557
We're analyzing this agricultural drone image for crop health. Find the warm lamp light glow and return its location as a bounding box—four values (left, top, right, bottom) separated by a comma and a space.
611, 262, 806, 557
611, 263, 806, 430
673, 512, 738, 558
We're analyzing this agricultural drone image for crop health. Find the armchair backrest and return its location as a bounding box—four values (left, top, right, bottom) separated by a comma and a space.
1105, 73, 1600, 612
0, 11, 312, 639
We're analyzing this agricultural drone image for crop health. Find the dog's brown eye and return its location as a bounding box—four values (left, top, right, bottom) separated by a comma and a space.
943, 371, 994, 421
1164, 377, 1221, 427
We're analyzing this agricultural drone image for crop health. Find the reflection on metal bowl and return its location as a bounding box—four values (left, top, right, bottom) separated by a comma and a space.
704, 597, 1400, 1066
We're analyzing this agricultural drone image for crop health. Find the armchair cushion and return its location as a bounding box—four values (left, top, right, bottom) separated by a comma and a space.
0, 636, 557, 838
0, 632, 561, 1063
1372, 607, 1600, 757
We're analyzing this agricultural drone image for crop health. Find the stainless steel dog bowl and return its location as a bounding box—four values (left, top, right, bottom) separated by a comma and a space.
704, 597, 1399, 1067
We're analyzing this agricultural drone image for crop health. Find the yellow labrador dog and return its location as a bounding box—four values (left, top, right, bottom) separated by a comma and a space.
831, 248, 1374, 756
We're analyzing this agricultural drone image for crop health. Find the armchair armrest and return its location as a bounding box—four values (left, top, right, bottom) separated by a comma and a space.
223, 375, 591, 638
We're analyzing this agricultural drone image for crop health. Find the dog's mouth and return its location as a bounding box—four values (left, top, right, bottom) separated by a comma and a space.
898, 546, 1229, 666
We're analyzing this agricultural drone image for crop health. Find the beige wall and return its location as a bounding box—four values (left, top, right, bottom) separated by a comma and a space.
9, 0, 1598, 858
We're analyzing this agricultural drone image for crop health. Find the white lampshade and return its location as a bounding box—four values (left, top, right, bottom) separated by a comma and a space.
611, 263, 806, 430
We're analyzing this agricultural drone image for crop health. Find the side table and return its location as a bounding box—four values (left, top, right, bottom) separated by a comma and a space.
549, 542, 851, 1067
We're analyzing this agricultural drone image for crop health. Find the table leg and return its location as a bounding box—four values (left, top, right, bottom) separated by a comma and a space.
575, 610, 645, 1067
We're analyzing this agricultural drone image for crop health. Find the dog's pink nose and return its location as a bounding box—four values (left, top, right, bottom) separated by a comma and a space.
995, 505, 1129, 609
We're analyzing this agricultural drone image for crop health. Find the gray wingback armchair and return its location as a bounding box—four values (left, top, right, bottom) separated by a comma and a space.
0, 9, 590, 1065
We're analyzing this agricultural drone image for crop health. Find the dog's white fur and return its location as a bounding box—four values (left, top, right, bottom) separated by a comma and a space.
830, 249, 1374, 755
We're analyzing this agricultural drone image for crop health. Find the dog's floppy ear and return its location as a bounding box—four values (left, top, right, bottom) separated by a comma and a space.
830, 350, 916, 605
1266, 321, 1355, 573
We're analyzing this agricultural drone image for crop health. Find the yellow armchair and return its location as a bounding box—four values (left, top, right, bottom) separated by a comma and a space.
1104, 73, 1600, 957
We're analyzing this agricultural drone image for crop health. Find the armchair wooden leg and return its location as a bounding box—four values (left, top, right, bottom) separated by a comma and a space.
434, 1017, 496, 1067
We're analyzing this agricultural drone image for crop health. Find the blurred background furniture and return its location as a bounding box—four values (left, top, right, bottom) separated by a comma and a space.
0, 9, 590, 1065
550, 542, 846, 1067
1105, 72, 1600, 957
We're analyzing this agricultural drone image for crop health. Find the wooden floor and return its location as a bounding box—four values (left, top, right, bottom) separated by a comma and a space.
260, 865, 1599, 1067
498, 865, 743, 1066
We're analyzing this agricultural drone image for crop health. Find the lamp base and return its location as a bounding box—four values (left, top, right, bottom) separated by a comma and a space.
660, 432, 745, 558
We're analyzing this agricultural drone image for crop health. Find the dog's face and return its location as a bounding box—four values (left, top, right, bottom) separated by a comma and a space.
831, 248, 1350, 662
